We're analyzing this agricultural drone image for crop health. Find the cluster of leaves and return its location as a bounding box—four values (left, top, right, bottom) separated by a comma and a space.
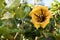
50, 0, 60, 40
51, 0, 60, 22
0, 0, 32, 40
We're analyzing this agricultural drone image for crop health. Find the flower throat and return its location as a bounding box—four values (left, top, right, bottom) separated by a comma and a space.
34, 9, 46, 22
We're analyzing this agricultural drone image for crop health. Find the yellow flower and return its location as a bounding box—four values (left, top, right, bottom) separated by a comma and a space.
29, 5, 52, 29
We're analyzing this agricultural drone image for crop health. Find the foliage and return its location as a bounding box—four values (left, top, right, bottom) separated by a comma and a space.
51, 0, 60, 40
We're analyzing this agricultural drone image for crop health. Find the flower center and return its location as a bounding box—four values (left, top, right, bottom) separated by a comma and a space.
34, 9, 46, 22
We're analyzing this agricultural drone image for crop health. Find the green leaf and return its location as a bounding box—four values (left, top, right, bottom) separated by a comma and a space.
0, 26, 11, 35
0, 9, 3, 17
11, 28, 21, 33
24, 7, 31, 17
15, 4, 31, 19
0, 0, 5, 8
0, 19, 2, 26
24, 7, 31, 14
55, 34, 60, 40
15, 7, 25, 19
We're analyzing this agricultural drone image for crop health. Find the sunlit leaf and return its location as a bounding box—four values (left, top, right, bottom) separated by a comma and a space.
6, 0, 20, 9
1, 12, 15, 20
